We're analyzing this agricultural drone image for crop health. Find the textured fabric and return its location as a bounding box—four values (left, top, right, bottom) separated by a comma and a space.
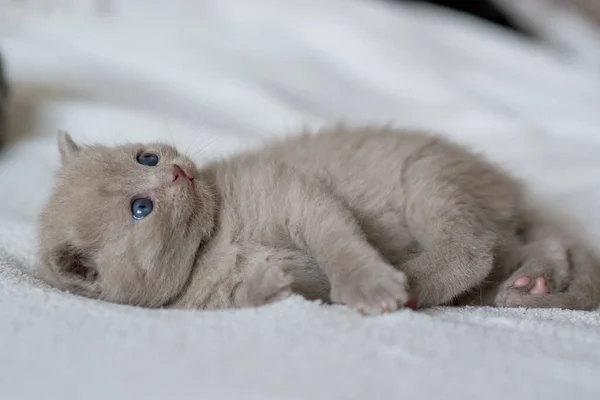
1, 1, 600, 399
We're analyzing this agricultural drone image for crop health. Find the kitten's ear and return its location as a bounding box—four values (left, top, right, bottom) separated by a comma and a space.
41, 244, 100, 295
57, 131, 80, 165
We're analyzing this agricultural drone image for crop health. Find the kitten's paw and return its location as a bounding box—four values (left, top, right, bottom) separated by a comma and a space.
244, 262, 294, 307
330, 264, 409, 315
496, 275, 550, 307
513, 276, 549, 294
494, 255, 575, 308
496, 238, 574, 308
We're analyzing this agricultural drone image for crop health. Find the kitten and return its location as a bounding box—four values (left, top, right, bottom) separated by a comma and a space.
0, 52, 8, 149
39, 127, 600, 314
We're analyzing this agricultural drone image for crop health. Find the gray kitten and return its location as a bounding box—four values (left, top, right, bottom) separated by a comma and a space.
0, 52, 8, 148
39, 127, 600, 314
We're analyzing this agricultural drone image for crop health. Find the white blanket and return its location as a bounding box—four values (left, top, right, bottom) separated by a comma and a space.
1, 1, 600, 399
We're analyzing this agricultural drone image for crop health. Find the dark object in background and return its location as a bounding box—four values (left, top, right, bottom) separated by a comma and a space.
0, 52, 8, 149
389, 0, 531, 36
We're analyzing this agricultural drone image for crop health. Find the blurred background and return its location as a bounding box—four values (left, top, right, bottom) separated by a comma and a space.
0, 0, 599, 200
405, 1, 600, 33
406, 0, 600, 72
1, 0, 599, 211
1, 0, 599, 143
1, 3, 600, 399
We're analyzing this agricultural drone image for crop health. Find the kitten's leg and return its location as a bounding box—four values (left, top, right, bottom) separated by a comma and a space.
282, 182, 409, 315
495, 211, 600, 310
401, 167, 499, 307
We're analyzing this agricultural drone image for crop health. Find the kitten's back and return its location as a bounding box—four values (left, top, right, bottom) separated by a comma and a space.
255, 126, 524, 227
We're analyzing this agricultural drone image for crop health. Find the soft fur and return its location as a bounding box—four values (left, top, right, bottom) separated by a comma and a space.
39, 127, 600, 314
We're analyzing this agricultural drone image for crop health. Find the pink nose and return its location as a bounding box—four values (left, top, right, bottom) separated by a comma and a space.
171, 164, 193, 182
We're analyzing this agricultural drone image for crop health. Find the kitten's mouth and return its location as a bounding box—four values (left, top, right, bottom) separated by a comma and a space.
172, 164, 194, 182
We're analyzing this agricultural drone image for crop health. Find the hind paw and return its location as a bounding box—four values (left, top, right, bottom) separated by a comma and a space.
512, 276, 549, 294
496, 274, 554, 307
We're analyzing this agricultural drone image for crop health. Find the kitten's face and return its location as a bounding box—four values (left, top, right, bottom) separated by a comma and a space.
40, 133, 217, 307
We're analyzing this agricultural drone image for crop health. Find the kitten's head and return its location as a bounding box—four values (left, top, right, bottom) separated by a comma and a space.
39, 132, 217, 307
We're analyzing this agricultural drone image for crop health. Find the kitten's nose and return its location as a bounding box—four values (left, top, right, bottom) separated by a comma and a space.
170, 164, 193, 182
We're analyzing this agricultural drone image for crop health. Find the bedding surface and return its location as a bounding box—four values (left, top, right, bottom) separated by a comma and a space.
1, 1, 600, 399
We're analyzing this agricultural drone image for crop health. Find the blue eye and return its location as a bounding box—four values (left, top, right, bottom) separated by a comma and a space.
137, 152, 159, 166
131, 198, 153, 220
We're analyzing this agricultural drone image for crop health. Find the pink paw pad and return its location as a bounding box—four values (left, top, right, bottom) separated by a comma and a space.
512, 276, 549, 294
513, 276, 530, 288
530, 277, 549, 295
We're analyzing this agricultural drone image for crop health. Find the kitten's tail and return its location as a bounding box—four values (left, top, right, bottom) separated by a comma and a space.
0, 51, 9, 150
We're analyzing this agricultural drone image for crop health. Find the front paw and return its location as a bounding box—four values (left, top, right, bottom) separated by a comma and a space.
330, 264, 409, 315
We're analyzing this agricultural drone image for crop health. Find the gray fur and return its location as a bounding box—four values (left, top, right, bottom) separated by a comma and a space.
39, 127, 600, 314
